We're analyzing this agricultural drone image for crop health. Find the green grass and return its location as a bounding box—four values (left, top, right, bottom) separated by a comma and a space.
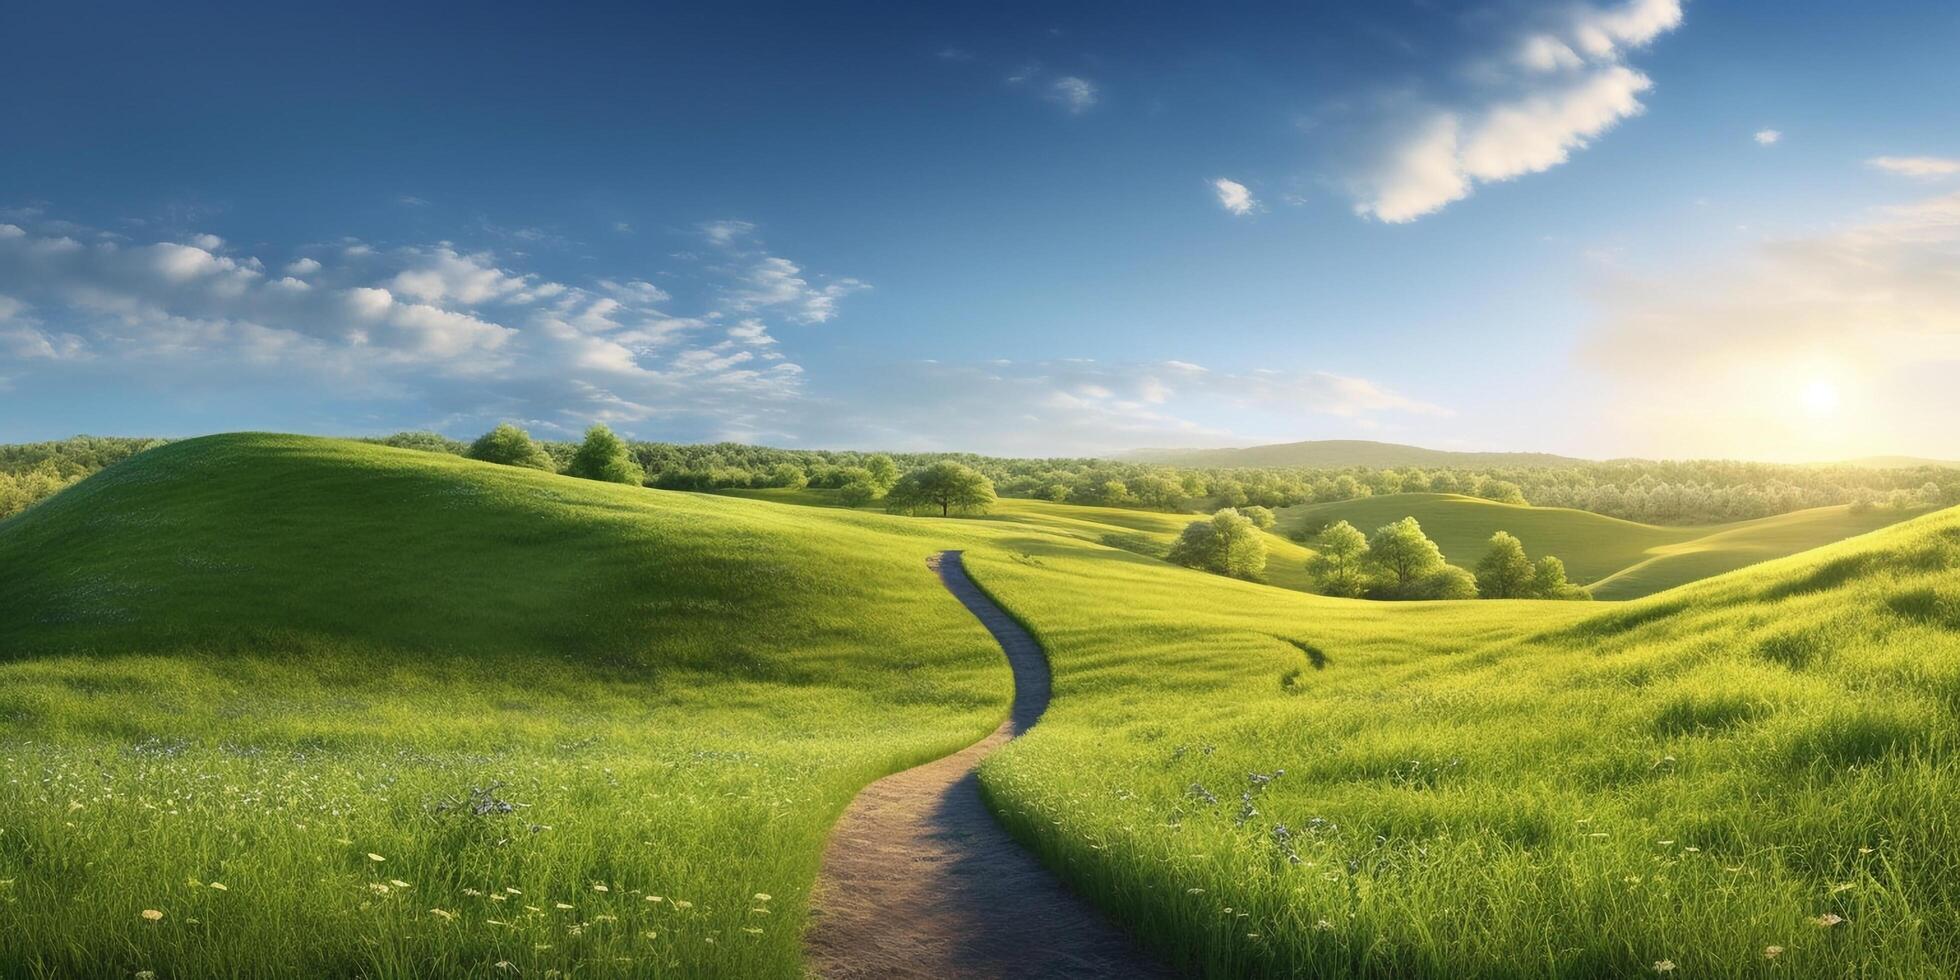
0, 434, 1056, 978
7, 434, 1953, 978
719, 486, 1321, 591
964, 507, 1960, 977
1280, 492, 1924, 598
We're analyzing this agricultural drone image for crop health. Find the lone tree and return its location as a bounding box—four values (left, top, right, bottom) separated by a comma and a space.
1306, 519, 1369, 597
1366, 517, 1446, 595
466, 423, 555, 471
1475, 531, 1535, 598
885, 462, 996, 516
1167, 507, 1268, 579
566, 424, 644, 485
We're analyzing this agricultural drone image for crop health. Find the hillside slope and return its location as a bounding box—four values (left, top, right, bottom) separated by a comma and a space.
1120, 439, 1584, 468
0, 433, 1045, 978
1280, 492, 1923, 597
966, 505, 1960, 977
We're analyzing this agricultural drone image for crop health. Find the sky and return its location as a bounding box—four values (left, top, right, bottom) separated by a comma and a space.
2, 0, 1957, 461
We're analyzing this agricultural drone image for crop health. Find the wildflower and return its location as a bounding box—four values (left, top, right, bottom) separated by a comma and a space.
463, 887, 484, 897
743, 927, 763, 935
672, 899, 694, 909
208, 882, 228, 891
592, 883, 609, 893
1186, 888, 1204, 895
1815, 913, 1845, 928
1654, 960, 1676, 973
505, 887, 523, 894
644, 895, 663, 903
1764, 946, 1785, 959
390, 879, 411, 889
67, 800, 83, 811
366, 853, 386, 863
494, 963, 517, 974
137, 973, 156, 980
754, 893, 772, 902
555, 902, 575, 910
140, 909, 164, 922
1857, 846, 1875, 855
643, 930, 658, 940
368, 883, 391, 895
431, 908, 457, 922
1314, 918, 1334, 931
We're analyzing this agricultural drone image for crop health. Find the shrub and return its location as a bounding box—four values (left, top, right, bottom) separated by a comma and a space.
466, 423, 556, 471
1238, 505, 1277, 530
1167, 508, 1268, 579
566, 425, 645, 485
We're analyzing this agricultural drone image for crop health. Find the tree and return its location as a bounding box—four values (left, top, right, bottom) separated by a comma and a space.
466, 423, 555, 471
1530, 556, 1591, 600
885, 462, 996, 517
1306, 519, 1369, 597
765, 461, 808, 490
1366, 517, 1446, 594
566, 425, 645, 485
838, 479, 880, 508
1166, 508, 1268, 579
1474, 531, 1535, 598
1238, 505, 1278, 530
1420, 564, 1479, 600
864, 454, 900, 493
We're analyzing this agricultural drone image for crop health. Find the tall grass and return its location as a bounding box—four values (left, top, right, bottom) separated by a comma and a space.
967, 512, 1960, 977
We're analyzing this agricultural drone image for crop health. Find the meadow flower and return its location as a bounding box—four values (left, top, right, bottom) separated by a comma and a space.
1653, 960, 1676, 972
369, 883, 391, 895
555, 902, 575, 910
753, 893, 771, 902
1815, 913, 1846, 928
592, 883, 609, 892
430, 907, 456, 921
208, 882, 228, 891
140, 909, 164, 922
1764, 946, 1785, 959
366, 853, 385, 862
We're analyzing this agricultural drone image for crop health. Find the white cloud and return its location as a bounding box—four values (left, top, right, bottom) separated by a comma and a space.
1047, 76, 1098, 113
1354, 0, 1682, 222
1212, 178, 1257, 216
700, 220, 755, 246
0, 209, 874, 442
1868, 155, 1960, 179
1754, 128, 1782, 146
733, 256, 868, 324
189, 233, 224, 250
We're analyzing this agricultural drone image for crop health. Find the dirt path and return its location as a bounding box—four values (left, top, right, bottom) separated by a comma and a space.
803, 550, 1172, 979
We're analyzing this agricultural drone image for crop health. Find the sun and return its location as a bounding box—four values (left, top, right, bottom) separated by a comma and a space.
1800, 379, 1841, 417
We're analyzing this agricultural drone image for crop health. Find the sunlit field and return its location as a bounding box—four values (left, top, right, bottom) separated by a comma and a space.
4, 436, 1957, 977
969, 511, 1960, 976
0, 435, 1028, 978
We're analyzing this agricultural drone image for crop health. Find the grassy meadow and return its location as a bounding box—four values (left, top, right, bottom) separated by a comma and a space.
1280, 491, 1924, 598
3, 433, 1956, 977
0, 434, 1046, 978
967, 510, 1960, 977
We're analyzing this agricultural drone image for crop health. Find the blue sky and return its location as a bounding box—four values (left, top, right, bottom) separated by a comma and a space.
3, 0, 1957, 459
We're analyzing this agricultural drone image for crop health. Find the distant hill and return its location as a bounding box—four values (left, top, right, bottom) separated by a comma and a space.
1118, 439, 1585, 469
1844, 455, 1960, 469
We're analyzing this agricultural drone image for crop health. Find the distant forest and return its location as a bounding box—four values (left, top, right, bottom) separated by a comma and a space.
5, 431, 1956, 526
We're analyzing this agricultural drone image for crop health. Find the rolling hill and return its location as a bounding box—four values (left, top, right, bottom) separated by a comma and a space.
1118, 439, 1585, 469
6, 432, 1957, 977
1280, 492, 1926, 598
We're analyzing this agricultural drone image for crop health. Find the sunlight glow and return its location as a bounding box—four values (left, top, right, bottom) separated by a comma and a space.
1801, 379, 1842, 418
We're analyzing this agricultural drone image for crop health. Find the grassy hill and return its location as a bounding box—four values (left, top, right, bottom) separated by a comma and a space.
718, 487, 1322, 592
7, 433, 1956, 977
1120, 439, 1584, 469
1280, 492, 1924, 598
967, 505, 1960, 977
0, 433, 1058, 978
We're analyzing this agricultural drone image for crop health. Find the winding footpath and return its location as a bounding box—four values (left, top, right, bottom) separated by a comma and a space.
803, 551, 1172, 979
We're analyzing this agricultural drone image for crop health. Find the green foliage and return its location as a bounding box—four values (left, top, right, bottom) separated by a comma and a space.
884, 462, 996, 517
1306, 519, 1369, 597
863, 454, 900, 492
566, 425, 644, 485
764, 461, 809, 490
465, 423, 556, 471
837, 479, 879, 508
364, 430, 469, 455
1166, 508, 1268, 579
1238, 504, 1277, 529
0, 435, 166, 518
1366, 517, 1446, 591
1475, 531, 1535, 598
1531, 555, 1591, 600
